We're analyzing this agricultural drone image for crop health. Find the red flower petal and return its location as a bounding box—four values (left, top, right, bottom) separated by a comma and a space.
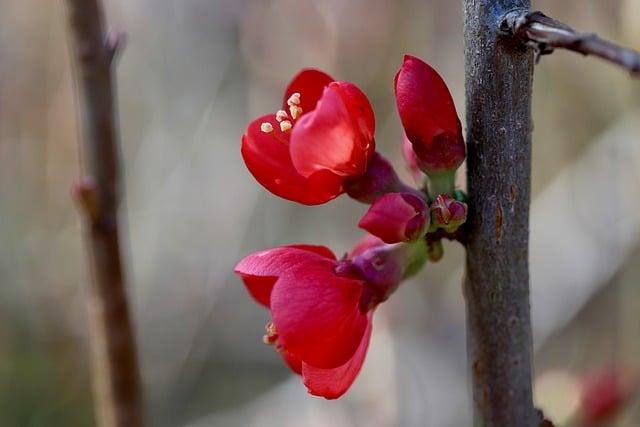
234, 246, 333, 307
241, 114, 344, 205
287, 244, 336, 260
290, 84, 374, 178
302, 314, 373, 399
271, 258, 368, 369
283, 69, 334, 115
332, 81, 375, 145
394, 55, 465, 174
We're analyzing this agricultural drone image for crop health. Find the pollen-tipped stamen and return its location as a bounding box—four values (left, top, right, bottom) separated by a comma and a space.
280, 120, 292, 132
260, 122, 274, 133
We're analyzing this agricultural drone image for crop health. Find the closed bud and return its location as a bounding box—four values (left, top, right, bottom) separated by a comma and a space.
431, 194, 467, 233
358, 192, 429, 243
395, 55, 465, 177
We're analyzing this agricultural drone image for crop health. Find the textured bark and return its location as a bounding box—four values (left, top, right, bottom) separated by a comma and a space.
463, 0, 539, 426
65, 1, 143, 426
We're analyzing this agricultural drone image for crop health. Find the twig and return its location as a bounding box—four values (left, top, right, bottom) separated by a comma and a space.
463, 0, 539, 426
500, 10, 640, 77
65, 1, 143, 426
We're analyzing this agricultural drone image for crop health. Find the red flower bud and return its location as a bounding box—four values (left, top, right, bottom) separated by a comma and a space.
358, 192, 429, 243
394, 55, 465, 176
241, 69, 376, 205
431, 194, 467, 232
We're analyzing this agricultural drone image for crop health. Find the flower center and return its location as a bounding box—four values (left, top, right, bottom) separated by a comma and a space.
260, 92, 304, 135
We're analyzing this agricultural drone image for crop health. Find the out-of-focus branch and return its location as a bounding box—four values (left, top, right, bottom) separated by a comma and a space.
501, 10, 640, 77
65, 1, 143, 426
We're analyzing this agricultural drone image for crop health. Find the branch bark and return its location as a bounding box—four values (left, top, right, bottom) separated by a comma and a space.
463, 1, 539, 426
65, 1, 143, 426
501, 11, 640, 77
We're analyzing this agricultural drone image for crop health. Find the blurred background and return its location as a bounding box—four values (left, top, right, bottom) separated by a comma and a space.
1, 0, 639, 425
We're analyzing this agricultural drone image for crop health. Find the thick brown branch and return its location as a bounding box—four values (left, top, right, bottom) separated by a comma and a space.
501, 10, 640, 77
65, 1, 143, 426
464, 0, 539, 425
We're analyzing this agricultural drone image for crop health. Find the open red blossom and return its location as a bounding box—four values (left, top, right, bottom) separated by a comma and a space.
241, 69, 376, 205
394, 55, 465, 175
234, 245, 374, 399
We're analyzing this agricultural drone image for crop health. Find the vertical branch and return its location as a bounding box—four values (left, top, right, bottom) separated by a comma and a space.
463, 0, 539, 426
65, 1, 143, 426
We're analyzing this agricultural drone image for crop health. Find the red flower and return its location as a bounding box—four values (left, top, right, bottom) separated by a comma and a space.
241, 69, 376, 205
394, 55, 465, 176
234, 245, 374, 399
580, 366, 636, 426
359, 192, 429, 243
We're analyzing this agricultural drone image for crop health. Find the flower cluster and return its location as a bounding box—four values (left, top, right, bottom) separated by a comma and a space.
236, 55, 466, 399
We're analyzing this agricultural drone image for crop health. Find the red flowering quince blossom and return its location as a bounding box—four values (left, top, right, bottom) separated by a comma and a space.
235, 54, 467, 400
235, 244, 379, 399
241, 69, 376, 205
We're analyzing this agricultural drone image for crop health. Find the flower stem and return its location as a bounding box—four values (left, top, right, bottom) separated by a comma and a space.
426, 172, 456, 198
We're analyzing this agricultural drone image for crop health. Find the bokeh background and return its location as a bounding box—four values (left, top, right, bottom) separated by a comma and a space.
1, 0, 639, 425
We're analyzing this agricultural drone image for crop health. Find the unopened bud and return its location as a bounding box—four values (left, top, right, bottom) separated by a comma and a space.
358, 192, 428, 243
431, 194, 467, 233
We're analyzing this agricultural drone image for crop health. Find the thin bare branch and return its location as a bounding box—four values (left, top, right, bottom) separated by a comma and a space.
65, 0, 143, 425
501, 10, 640, 77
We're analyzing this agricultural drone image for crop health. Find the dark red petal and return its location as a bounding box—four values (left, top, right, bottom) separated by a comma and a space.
283, 69, 334, 115
302, 314, 373, 399
394, 55, 465, 173
241, 114, 344, 205
271, 258, 368, 369
234, 246, 332, 307
290, 85, 371, 178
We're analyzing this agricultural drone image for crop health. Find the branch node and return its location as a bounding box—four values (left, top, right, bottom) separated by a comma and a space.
501, 10, 640, 77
